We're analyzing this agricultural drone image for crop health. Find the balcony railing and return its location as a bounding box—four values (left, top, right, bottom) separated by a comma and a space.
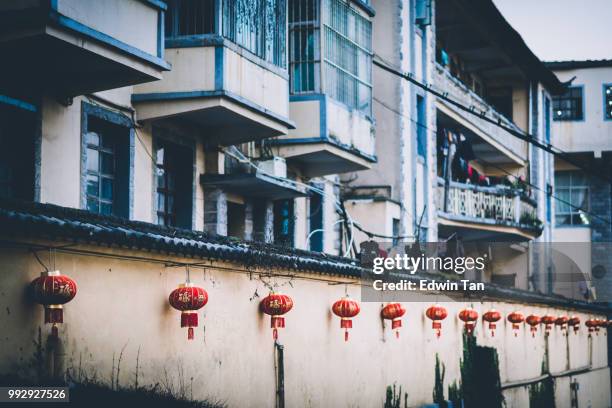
436, 178, 540, 230
433, 64, 528, 162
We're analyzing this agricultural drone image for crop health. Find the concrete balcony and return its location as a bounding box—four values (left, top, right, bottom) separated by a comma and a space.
434, 64, 528, 166
0, 0, 169, 97
132, 36, 294, 146
436, 178, 540, 240
269, 94, 376, 177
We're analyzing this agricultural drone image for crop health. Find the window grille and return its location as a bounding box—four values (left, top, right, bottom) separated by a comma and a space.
552, 86, 583, 121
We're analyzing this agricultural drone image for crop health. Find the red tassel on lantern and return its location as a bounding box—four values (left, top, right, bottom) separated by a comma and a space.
541, 315, 556, 336
30, 270, 77, 338
483, 310, 501, 337
425, 305, 448, 338
555, 316, 569, 336
568, 316, 580, 334
381, 303, 406, 339
507, 311, 525, 337
526, 315, 541, 338
458, 308, 478, 336
169, 282, 208, 341
585, 318, 599, 336
260, 292, 293, 340
332, 296, 360, 342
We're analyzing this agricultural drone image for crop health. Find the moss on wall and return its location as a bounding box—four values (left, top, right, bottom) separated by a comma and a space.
460, 334, 504, 408
384, 383, 407, 408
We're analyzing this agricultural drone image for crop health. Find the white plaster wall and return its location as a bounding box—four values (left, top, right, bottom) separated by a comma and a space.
224, 48, 289, 118
345, 199, 401, 248
0, 243, 609, 407
40, 97, 82, 208
135, 48, 217, 94
326, 100, 375, 156
287, 99, 321, 139
552, 66, 612, 155
57, 0, 158, 56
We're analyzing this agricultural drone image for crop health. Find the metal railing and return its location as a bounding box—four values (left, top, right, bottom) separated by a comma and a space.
165, 0, 287, 67
437, 179, 538, 228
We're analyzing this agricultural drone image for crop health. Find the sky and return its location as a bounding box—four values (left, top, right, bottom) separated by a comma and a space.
492, 0, 612, 62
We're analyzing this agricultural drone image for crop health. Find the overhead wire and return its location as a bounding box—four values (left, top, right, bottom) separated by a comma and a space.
372, 54, 612, 185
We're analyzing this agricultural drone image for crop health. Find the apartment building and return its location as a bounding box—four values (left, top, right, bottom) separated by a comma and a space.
1, 1, 611, 407
548, 59, 612, 303
344, 0, 564, 293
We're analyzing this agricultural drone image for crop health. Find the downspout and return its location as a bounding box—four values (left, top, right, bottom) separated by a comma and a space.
274, 341, 285, 408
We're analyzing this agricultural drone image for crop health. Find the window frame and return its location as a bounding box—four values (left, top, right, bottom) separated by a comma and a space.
0, 95, 39, 202
152, 128, 196, 230
552, 85, 585, 122
603, 83, 612, 121
80, 102, 134, 218
554, 170, 590, 227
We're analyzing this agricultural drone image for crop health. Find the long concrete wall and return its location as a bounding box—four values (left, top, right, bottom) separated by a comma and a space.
0, 240, 609, 407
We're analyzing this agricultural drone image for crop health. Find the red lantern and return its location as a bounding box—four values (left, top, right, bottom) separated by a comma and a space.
507, 311, 525, 337
526, 315, 541, 337
30, 270, 77, 338
568, 316, 581, 334
585, 318, 599, 336
541, 315, 556, 336
458, 308, 478, 335
483, 310, 501, 337
332, 296, 360, 342
169, 282, 208, 340
425, 304, 448, 338
555, 316, 569, 335
597, 319, 607, 336
260, 292, 294, 340
381, 303, 406, 339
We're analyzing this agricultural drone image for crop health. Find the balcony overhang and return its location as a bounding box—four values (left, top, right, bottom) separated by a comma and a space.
132, 91, 295, 146
437, 214, 540, 241
0, 3, 169, 97
268, 138, 376, 178
437, 102, 526, 166
200, 172, 307, 200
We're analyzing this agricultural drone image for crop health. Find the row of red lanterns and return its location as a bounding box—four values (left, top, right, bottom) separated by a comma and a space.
28, 272, 610, 342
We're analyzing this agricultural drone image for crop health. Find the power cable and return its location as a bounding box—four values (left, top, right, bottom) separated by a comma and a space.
372, 55, 612, 185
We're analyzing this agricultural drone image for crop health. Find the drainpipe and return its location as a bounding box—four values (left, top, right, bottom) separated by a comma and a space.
274, 341, 285, 408
442, 130, 455, 213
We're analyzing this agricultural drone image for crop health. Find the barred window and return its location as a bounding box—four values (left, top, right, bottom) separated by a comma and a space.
289, 0, 320, 93
553, 86, 583, 121
323, 0, 372, 115
555, 171, 590, 226
165, 0, 287, 68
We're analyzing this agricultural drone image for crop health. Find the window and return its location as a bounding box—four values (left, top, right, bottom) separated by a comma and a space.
227, 201, 246, 238
165, 0, 215, 37
415, 0, 432, 27
274, 199, 295, 247
553, 86, 583, 121
0, 104, 35, 201
84, 115, 130, 217
416, 95, 426, 157
289, 0, 320, 93
309, 192, 323, 251
322, 0, 372, 115
165, 0, 287, 68
604, 84, 612, 120
555, 171, 590, 226
155, 139, 194, 229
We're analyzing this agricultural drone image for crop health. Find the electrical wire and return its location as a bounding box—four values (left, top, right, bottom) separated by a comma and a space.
372, 54, 612, 186
372, 96, 612, 227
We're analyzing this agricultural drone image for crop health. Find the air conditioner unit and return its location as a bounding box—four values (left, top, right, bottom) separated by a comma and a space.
257, 156, 287, 179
